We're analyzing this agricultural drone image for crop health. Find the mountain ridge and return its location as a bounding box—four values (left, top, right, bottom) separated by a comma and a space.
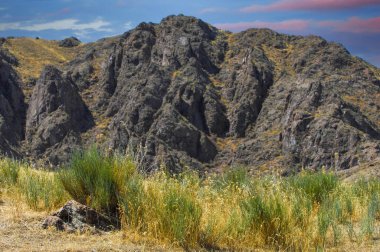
0, 15, 379, 175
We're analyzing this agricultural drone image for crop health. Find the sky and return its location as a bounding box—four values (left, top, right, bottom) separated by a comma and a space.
0, 0, 379, 67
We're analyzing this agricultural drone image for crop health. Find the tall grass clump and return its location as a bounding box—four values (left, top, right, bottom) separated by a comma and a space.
0, 158, 21, 186
18, 169, 68, 211
286, 170, 339, 203
118, 174, 145, 230
212, 166, 250, 191
127, 172, 203, 248
240, 193, 291, 247
59, 147, 137, 215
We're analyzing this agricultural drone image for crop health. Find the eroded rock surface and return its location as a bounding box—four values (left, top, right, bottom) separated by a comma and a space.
0, 48, 25, 156
26, 66, 94, 164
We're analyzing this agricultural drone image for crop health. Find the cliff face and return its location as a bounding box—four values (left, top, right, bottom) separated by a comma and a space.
0, 47, 26, 156
0, 15, 379, 173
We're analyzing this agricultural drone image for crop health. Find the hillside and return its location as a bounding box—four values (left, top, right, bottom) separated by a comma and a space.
0, 15, 379, 174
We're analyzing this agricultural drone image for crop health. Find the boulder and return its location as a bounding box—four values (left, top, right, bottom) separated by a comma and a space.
42, 200, 116, 232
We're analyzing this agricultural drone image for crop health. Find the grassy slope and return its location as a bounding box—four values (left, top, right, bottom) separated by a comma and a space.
3, 38, 80, 100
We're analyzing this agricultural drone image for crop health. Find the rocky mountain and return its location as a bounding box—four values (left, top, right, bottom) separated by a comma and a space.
0, 15, 379, 174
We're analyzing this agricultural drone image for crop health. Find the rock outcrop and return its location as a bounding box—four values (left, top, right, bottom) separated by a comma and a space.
26, 66, 94, 164
59, 37, 81, 48
0, 48, 25, 156
0, 15, 379, 174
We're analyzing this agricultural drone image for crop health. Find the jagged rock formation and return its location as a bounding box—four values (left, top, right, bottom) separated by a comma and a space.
0, 15, 379, 173
26, 66, 94, 164
0, 47, 25, 156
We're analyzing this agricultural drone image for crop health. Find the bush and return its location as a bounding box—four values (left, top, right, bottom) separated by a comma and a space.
59, 147, 137, 215
286, 171, 339, 203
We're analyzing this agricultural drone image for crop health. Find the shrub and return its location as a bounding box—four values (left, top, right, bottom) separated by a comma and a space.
59, 147, 137, 215
286, 171, 339, 203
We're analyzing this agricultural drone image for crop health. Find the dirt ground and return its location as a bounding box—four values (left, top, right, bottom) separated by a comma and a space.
0, 197, 180, 252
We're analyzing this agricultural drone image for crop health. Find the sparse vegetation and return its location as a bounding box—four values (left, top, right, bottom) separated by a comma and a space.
1, 150, 379, 250
3, 38, 79, 83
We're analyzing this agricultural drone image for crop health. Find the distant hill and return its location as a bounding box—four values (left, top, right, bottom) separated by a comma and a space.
0, 15, 379, 175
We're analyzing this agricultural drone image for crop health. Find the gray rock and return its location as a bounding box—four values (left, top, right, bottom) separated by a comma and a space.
26, 66, 94, 164
0, 15, 379, 173
42, 200, 116, 232
0, 49, 25, 156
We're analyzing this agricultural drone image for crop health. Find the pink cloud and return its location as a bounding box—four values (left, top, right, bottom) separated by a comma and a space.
215, 19, 310, 32
241, 0, 380, 12
318, 17, 380, 33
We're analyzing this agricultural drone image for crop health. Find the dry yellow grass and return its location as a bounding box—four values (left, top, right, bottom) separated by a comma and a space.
262, 43, 296, 80
3, 38, 80, 82
2, 38, 82, 102
0, 193, 181, 252
215, 137, 240, 152
2, 155, 380, 251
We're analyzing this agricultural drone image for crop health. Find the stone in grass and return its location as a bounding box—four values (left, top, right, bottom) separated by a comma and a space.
42, 200, 117, 233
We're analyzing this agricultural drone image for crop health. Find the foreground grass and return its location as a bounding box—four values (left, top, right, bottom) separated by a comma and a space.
1, 151, 379, 251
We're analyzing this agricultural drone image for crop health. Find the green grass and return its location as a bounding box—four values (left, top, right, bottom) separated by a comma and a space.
18, 169, 68, 211
59, 147, 136, 215
1, 152, 379, 250
0, 158, 68, 210
286, 170, 339, 203
0, 159, 21, 186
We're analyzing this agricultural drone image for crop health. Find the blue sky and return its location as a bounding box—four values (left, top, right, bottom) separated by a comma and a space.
0, 0, 379, 67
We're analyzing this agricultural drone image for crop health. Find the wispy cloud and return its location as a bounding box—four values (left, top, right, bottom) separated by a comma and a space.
318, 16, 380, 33
241, 0, 380, 12
215, 19, 310, 32
0, 7, 6, 11
0, 18, 112, 32
199, 7, 227, 14
0, 22, 20, 31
